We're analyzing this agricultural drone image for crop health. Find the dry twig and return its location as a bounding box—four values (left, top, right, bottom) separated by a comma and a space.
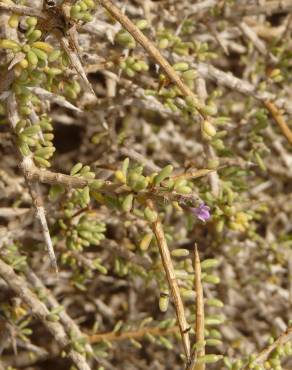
191, 62, 292, 144
19, 162, 200, 206
89, 325, 179, 344
146, 199, 191, 360
232, 1, 292, 16
0, 2, 45, 18
238, 21, 277, 63
0, 1, 95, 97
99, 0, 206, 119
24, 268, 95, 359
244, 325, 292, 369
0, 258, 91, 370
101, 239, 152, 270
187, 246, 205, 370
195, 77, 220, 197
264, 101, 292, 145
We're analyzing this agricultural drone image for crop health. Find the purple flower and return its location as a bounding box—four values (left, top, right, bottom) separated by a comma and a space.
190, 203, 211, 222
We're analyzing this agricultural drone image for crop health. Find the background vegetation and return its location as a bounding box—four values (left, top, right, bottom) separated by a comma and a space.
0, 1, 291, 369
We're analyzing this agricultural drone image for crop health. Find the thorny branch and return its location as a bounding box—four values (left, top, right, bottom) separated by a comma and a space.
147, 199, 191, 360
20, 161, 203, 206
264, 101, 292, 145
89, 325, 180, 344
187, 246, 205, 370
